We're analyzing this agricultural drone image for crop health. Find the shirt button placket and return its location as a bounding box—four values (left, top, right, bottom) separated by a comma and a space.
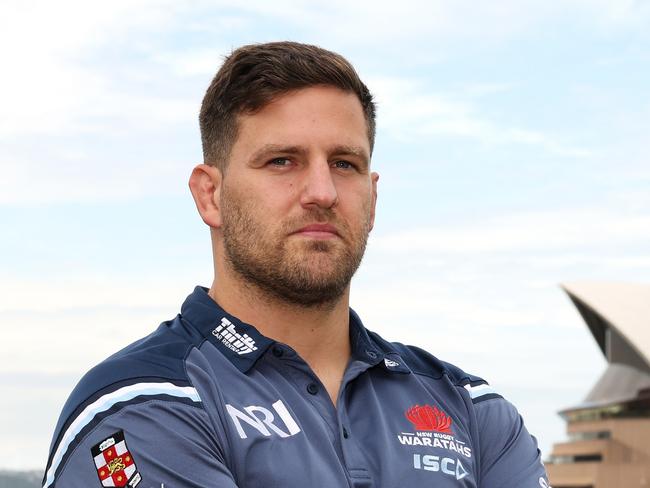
338, 388, 372, 487
306, 382, 319, 395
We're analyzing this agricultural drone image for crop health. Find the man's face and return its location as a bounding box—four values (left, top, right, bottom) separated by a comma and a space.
218, 85, 378, 307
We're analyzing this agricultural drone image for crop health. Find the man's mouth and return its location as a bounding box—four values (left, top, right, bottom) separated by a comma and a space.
292, 223, 340, 239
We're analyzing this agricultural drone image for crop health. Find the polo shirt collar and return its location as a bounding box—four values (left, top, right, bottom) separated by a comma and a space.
349, 309, 411, 374
181, 286, 410, 374
181, 286, 274, 372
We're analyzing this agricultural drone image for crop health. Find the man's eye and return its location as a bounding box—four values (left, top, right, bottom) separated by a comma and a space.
269, 158, 290, 167
333, 160, 353, 169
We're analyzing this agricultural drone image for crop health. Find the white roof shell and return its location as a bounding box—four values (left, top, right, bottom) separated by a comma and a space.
561, 281, 650, 410
562, 281, 650, 371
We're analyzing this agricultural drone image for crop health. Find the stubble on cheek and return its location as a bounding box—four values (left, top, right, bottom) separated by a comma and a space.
219, 181, 372, 307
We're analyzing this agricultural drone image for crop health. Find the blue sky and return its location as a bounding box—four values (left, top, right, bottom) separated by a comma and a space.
1, 0, 649, 470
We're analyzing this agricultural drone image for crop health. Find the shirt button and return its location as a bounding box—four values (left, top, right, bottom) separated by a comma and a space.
343, 427, 349, 439
306, 383, 319, 395
272, 346, 283, 358
366, 350, 378, 359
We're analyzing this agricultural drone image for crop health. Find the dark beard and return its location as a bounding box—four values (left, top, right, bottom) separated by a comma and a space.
220, 187, 370, 308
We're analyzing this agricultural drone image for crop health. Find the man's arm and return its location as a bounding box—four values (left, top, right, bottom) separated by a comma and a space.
476, 397, 550, 488
43, 399, 239, 488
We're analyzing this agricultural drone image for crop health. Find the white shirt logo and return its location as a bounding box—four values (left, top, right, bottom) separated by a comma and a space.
226, 400, 302, 439
384, 358, 400, 368
212, 317, 258, 355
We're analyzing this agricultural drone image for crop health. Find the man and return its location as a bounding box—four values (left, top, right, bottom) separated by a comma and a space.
43, 42, 550, 488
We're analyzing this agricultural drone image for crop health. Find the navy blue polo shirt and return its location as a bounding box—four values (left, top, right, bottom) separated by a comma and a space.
44, 286, 549, 488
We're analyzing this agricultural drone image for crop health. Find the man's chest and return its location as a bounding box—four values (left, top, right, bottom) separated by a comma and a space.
205, 363, 479, 488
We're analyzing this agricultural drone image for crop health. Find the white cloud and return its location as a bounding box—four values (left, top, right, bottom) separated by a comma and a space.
0, 275, 190, 313
0, 0, 196, 138
373, 208, 650, 254
0, 145, 196, 205
220, 0, 650, 48
2, 0, 648, 139
0, 274, 198, 375
574, 0, 650, 31
371, 76, 594, 156
153, 48, 230, 77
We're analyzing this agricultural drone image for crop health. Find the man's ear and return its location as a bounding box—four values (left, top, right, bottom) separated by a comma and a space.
369, 171, 379, 232
189, 164, 224, 228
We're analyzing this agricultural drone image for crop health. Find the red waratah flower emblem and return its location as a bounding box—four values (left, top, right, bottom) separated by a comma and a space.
405, 404, 453, 433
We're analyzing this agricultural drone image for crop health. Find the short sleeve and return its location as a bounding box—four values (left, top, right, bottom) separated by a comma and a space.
475, 397, 550, 488
44, 399, 240, 488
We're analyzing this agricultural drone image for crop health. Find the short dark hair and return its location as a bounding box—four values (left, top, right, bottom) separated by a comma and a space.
199, 41, 376, 170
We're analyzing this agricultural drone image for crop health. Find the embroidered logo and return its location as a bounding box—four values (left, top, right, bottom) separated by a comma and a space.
384, 358, 400, 368
91, 431, 142, 487
399, 404, 473, 479
406, 404, 452, 433
212, 317, 258, 355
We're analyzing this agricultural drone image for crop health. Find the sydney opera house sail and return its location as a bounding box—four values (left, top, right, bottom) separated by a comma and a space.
546, 282, 650, 488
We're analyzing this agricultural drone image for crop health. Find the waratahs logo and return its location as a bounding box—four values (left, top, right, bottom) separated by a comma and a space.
405, 404, 453, 434
398, 404, 473, 464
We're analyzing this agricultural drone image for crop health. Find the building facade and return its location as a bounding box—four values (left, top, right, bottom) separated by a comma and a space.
546, 282, 650, 488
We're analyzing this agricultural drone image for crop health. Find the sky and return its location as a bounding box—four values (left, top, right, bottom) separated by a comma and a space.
1, 0, 649, 471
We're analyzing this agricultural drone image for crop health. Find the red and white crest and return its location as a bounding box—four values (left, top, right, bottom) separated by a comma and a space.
405, 404, 453, 434
91, 431, 142, 488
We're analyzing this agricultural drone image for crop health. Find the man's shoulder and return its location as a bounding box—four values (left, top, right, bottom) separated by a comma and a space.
43, 316, 217, 488
367, 329, 502, 404
70, 316, 200, 400
50, 316, 204, 453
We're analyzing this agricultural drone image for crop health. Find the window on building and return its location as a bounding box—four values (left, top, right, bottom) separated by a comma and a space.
568, 430, 611, 441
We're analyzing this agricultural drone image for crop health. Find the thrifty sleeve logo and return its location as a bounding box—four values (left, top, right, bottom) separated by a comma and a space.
226, 400, 301, 439
212, 317, 258, 355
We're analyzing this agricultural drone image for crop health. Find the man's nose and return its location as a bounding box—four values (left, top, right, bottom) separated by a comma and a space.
299, 160, 338, 210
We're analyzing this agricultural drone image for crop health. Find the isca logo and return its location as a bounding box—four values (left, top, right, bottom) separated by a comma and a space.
413, 453, 469, 481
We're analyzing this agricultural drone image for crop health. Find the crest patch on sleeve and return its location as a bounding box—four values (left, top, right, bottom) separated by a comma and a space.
91, 430, 142, 487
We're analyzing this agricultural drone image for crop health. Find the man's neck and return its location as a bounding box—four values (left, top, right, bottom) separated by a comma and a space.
208, 270, 351, 405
